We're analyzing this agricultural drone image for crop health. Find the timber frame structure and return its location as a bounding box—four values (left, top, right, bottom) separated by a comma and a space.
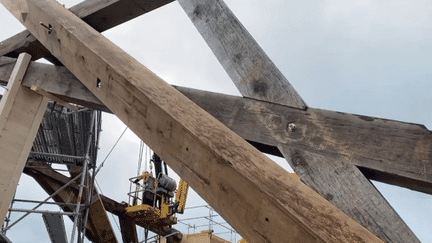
0, 0, 430, 242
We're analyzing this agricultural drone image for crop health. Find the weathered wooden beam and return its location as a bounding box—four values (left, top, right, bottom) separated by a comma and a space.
0, 53, 49, 226
2, 1, 384, 242
42, 213, 68, 243
0, 56, 109, 111
177, 91, 423, 242
279, 146, 420, 243
176, 87, 432, 196
177, 0, 307, 109
0, 0, 174, 63
1, 60, 430, 195
119, 216, 139, 243
24, 162, 118, 243
29, 85, 79, 111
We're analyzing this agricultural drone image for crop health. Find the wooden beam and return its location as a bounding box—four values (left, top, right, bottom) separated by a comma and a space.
0, 0, 174, 63
0, 53, 49, 226
1, 61, 429, 195
177, 0, 307, 109
176, 87, 432, 196
29, 85, 79, 111
119, 216, 139, 243
0, 56, 109, 111
278, 146, 420, 242
176, 91, 423, 242
42, 213, 68, 243
23, 162, 118, 243
2, 1, 384, 242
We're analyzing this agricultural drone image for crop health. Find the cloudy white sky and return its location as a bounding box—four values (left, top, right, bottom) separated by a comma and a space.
0, 0, 431, 242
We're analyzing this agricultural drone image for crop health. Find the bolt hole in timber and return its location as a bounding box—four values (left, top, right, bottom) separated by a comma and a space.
96, 78, 102, 89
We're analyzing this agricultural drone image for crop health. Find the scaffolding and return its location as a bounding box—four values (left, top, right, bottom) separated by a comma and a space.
177, 205, 240, 243
1, 103, 101, 243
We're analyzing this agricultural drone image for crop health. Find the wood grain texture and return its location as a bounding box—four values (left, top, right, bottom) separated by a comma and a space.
1, 62, 429, 195
0, 0, 174, 63
0, 53, 49, 226
1, 1, 384, 242
177, 0, 307, 109
278, 146, 419, 243
178, 88, 423, 242
1, 61, 430, 194
177, 87, 432, 195
0, 56, 109, 111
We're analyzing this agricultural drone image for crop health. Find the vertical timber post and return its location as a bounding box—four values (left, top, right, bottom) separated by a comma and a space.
0, 53, 49, 225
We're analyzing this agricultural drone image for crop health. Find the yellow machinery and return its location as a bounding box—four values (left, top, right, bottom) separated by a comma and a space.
126, 168, 189, 229
174, 178, 189, 214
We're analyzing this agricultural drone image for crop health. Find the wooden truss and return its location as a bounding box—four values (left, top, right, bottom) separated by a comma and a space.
0, 0, 430, 242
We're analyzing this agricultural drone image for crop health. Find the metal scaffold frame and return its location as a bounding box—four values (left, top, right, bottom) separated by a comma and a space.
1, 107, 101, 243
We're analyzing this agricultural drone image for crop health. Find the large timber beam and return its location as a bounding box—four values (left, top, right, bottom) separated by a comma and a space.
0, 0, 174, 64
176, 87, 432, 196
1, 1, 384, 242
178, 90, 423, 243
1, 58, 430, 195
0, 53, 49, 226
177, 0, 307, 109
0, 62, 425, 242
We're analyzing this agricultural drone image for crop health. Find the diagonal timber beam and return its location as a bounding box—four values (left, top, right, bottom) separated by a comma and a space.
177, 0, 307, 109
0, 62, 425, 242
1, 1, 384, 242
0, 53, 49, 226
0, 0, 174, 64
177, 87, 432, 195
1, 58, 430, 195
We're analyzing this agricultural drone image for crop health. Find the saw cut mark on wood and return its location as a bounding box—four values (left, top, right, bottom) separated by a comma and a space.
0, 53, 49, 225
177, 0, 307, 109
0, 0, 385, 242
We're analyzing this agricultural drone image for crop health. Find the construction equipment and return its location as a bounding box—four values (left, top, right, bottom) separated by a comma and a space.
126, 153, 189, 229
174, 178, 189, 214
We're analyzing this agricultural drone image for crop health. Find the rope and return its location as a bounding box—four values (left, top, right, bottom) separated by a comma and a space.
137, 140, 144, 176
95, 179, 121, 231
95, 126, 128, 176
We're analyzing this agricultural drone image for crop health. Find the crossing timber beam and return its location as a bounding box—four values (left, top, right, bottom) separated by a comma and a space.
178, 0, 307, 109
0, 0, 174, 64
0, 53, 49, 226
1, 1, 384, 242
0, 58, 427, 241
1, 58, 430, 195
176, 87, 432, 196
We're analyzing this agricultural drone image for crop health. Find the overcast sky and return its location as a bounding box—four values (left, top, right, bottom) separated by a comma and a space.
0, 0, 431, 242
